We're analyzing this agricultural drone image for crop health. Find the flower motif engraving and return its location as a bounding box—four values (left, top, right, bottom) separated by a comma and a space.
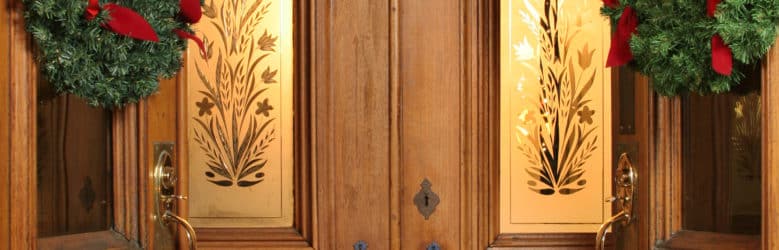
256, 98, 274, 117
514, 0, 600, 196
577, 106, 595, 124
192, 0, 279, 188
196, 97, 215, 116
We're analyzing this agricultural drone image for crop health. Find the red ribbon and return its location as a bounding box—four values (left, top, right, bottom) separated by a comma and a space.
606, 6, 638, 67
85, 0, 159, 42
708, 0, 733, 76
175, 0, 207, 57
180, 0, 203, 23
603, 0, 618, 8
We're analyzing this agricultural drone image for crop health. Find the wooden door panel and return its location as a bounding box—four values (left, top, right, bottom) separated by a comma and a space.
398, 0, 462, 248
314, 0, 392, 249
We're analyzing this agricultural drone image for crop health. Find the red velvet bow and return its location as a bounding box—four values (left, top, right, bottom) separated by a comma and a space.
708, 0, 733, 75
175, 0, 207, 57
606, 6, 638, 67
85, 0, 159, 42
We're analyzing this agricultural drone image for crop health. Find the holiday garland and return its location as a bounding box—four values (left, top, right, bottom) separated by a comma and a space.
602, 0, 779, 95
23, 0, 205, 107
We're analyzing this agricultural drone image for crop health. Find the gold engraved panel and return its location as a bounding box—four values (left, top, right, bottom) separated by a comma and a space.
500, 0, 612, 232
186, 0, 293, 227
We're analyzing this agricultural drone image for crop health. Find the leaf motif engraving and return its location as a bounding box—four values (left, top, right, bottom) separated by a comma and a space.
515, 0, 600, 196
192, 0, 279, 188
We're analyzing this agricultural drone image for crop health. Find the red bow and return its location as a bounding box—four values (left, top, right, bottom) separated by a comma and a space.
175, 0, 207, 57
606, 6, 638, 67
603, 0, 618, 8
85, 0, 159, 42
708, 0, 733, 75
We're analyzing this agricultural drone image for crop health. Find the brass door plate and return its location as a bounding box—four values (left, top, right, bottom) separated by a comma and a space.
413, 178, 440, 220
152, 142, 175, 250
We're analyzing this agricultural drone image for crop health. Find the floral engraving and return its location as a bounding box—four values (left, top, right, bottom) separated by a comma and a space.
192, 0, 278, 187
514, 0, 599, 195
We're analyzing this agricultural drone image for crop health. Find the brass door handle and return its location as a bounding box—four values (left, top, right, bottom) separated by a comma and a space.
596, 210, 630, 250
163, 211, 198, 250
595, 153, 637, 250
153, 142, 198, 250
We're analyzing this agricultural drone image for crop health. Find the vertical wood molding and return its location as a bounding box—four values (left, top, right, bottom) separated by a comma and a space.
389, 0, 401, 249
465, 0, 499, 249
761, 38, 779, 250
0, 0, 12, 248
484, 0, 501, 247
8, 0, 37, 248
650, 95, 684, 244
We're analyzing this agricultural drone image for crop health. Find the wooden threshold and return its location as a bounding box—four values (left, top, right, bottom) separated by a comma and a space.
656, 230, 760, 250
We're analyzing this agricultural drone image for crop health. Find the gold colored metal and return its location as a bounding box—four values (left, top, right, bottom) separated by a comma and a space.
163, 211, 198, 250
595, 153, 637, 250
596, 210, 631, 250
152, 142, 198, 249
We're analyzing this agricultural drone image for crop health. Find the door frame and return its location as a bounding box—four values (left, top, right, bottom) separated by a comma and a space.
172, 0, 317, 248
648, 38, 779, 249
1, 0, 145, 248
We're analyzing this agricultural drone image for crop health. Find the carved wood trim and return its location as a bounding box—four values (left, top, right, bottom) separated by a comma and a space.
463, 0, 499, 249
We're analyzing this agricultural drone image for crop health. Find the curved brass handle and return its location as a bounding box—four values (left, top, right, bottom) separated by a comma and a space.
595, 210, 630, 250
595, 153, 637, 250
163, 211, 198, 250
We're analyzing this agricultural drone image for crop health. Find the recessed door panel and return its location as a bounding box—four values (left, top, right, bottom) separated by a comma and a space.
185, 0, 293, 228
500, 0, 612, 233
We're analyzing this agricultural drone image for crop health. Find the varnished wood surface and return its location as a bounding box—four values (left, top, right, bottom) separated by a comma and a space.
762, 38, 779, 250
0, 0, 11, 247
398, 0, 462, 248
8, 0, 37, 248
37, 94, 112, 237
490, 233, 613, 249
37, 231, 139, 250
657, 230, 760, 250
610, 71, 652, 250
313, 0, 391, 249
142, 75, 179, 249
464, 0, 498, 248
651, 95, 684, 245
651, 37, 779, 250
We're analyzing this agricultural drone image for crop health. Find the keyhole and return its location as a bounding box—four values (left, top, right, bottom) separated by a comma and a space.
424, 193, 429, 207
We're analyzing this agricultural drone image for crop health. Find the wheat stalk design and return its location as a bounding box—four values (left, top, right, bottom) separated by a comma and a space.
193, 0, 279, 187
515, 0, 599, 195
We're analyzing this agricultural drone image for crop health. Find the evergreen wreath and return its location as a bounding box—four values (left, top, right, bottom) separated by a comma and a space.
23, 0, 204, 107
602, 0, 779, 95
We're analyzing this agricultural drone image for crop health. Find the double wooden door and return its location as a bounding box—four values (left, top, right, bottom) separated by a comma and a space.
6, 0, 779, 249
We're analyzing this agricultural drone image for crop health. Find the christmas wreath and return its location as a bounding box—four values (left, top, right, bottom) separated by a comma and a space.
602, 0, 779, 95
23, 0, 206, 107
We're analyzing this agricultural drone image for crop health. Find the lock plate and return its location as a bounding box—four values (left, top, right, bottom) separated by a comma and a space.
413, 178, 440, 220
